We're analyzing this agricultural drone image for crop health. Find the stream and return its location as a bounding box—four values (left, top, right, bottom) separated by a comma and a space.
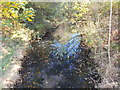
14, 33, 101, 88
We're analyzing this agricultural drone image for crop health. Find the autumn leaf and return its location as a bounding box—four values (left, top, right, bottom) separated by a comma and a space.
26, 18, 32, 22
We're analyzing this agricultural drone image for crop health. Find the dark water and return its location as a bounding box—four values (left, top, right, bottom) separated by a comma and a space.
14, 34, 100, 88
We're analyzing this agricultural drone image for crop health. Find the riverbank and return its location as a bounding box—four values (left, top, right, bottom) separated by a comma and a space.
0, 38, 28, 88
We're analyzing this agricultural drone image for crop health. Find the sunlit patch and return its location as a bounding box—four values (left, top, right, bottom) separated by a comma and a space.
2, 48, 9, 55
0, 56, 3, 59
11, 65, 21, 72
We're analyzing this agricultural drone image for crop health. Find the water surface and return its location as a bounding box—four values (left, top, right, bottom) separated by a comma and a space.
15, 34, 100, 88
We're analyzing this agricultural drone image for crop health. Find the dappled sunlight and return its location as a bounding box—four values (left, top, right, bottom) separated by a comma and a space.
11, 65, 21, 72
11, 28, 33, 42
1, 1, 119, 89
0, 56, 3, 60
2, 48, 10, 55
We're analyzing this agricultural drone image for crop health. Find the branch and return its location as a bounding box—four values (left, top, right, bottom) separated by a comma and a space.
108, 0, 113, 67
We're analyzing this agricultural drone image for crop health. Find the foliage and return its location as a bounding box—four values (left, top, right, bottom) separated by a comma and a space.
0, 1, 119, 88
59, 2, 119, 52
0, 2, 35, 83
60, 2, 89, 30
11, 27, 33, 42
1, 2, 35, 39
26, 2, 62, 39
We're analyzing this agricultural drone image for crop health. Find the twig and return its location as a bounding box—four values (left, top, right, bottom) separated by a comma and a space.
108, 0, 113, 67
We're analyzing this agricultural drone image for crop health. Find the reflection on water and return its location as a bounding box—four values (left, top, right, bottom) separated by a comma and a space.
15, 33, 100, 88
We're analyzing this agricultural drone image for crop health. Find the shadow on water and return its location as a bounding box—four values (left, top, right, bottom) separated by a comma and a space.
14, 33, 101, 88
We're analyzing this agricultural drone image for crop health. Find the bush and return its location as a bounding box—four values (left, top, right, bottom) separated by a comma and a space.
1, 2, 35, 38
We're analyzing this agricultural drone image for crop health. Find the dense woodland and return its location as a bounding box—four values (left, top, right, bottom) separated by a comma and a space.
0, 1, 119, 88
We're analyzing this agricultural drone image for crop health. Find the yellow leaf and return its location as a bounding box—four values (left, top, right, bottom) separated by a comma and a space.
12, 6, 18, 8
27, 11, 33, 13
28, 15, 34, 17
11, 13, 18, 18
72, 29, 77, 33
0, 13, 2, 18
26, 18, 32, 22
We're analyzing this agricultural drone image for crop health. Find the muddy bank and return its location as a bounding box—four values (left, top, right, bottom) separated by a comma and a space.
0, 44, 27, 88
